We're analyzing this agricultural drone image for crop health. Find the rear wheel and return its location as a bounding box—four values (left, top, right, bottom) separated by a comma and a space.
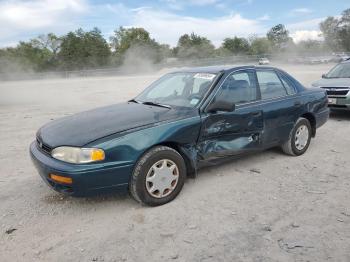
281, 117, 312, 156
129, 146, 186, 206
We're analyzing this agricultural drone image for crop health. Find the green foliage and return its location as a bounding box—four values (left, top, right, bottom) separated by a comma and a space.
320, 9, 350, 51
267, 24, 292, 50
18, 42, 53, 70
175, 33, 215, 59
222, 37, 250, 54
214, 46, 233, 57
320, 17, 342, 51
109, 27, 169, 66
58, 28, 111, 70
296, 40, 329, 55
0, 38, 55, 73
111, 27, 157, 53
159, 44, 172, 59
30, 33, 61, 54
338, 9, 350, 51
249, 37, 271, 55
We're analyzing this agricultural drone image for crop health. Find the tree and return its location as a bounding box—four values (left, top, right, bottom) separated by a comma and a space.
267, 24, 292, 50
320, 9, 350, 52
109, 27, 163, 65
0, 33, 64, 73
84, 28, 111, 66
110, 27, 158, 53
320, 17, 341, 51
338, 9, 350, 51
158, 44, 173, 60
58, 28, 111, 70
18, 41, 54, 70
30, 33, 61, 55
0, 40, 55, 73
249, 37, 271, 55
296, 40, 328, 55
29, 33, 61, 69
175, 33, 215, 59
222, 37, 250, 54
214, 46, 233, 57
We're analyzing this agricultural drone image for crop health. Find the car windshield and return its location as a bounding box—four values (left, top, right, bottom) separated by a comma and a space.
135, 72, 217, 108
326, 63, 350, 78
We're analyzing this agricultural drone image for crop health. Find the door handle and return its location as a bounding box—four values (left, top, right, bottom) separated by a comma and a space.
294, 101, 302, 106
251, 111, 261, 117
248, 133, 260, 142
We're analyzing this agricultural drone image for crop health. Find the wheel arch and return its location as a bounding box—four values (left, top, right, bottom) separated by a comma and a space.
300, 112, 316, 137
153, 141, 198, 178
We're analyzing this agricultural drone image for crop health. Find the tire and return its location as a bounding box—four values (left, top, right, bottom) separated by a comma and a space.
281, 117, 312, 156
129, 146, 186, 206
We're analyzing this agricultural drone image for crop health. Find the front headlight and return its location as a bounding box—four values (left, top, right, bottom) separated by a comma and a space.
51, 147, 105, 164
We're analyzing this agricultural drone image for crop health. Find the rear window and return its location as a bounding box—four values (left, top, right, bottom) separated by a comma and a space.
256, 70, 287, 99
279, 74, 296, 95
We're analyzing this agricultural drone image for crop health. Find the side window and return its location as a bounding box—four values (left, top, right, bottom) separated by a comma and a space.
257, 70, 287, 99
216, 70, 258, 104
279, 73, 296, 95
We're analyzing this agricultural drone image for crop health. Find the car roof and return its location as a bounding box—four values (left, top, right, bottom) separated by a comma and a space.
172, 65, 278, 74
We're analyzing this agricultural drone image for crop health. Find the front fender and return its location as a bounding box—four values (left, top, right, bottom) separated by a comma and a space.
87, 117, 202, 170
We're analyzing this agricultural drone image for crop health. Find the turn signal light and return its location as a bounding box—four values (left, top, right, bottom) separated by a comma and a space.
49, 174, 73, 184
91, 149, 105, 161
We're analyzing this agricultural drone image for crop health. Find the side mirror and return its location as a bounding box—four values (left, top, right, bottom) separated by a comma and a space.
206, 100, 235, 113
322, 74, 327, 78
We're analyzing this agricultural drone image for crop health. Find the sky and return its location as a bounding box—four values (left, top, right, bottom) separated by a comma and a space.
0, 0, 349, 47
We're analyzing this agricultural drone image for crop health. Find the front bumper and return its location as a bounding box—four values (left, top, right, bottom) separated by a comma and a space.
30, 142, 133, 197
327, 92, 350, 110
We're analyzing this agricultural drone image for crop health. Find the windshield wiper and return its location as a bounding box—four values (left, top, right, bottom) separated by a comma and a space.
142, 101, 171, 109
129, 99, 140, 104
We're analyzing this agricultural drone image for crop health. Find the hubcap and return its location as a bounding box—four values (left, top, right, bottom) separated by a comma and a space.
145, 159, 179, 198
295, 124, 309, 151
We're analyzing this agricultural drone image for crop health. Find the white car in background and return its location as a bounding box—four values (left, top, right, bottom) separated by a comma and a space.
258, 58, 270, 65
333, 53, 350, 62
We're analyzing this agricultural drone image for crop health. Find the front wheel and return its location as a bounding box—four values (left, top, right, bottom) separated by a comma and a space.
129, 146, 186, 206
281, 117, 312, 156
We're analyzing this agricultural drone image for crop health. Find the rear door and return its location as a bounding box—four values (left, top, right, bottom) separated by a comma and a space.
197, 69, 264, 160
256, 69, 299, 146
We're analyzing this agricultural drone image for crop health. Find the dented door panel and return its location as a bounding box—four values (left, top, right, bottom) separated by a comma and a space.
197, 104, 264, 160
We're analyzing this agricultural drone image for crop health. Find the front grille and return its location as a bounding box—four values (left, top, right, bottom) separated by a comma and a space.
321, 87, 349, 97
36, 137, 52, 154
329, 104, 347, 108
327, 90, 349, 96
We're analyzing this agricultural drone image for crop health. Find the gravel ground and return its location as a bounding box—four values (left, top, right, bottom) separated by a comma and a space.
0, 64, 349, 262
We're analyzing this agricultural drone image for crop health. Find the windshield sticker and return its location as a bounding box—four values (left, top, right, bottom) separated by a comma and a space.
194, 73, 216, 80
190, 98, 200, 105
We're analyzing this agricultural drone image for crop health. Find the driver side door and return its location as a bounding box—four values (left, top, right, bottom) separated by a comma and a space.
197, 69, 264, 161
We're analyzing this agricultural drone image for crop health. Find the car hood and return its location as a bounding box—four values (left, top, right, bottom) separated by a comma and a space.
312, 78, 350, 87
37, 102, 198, 148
